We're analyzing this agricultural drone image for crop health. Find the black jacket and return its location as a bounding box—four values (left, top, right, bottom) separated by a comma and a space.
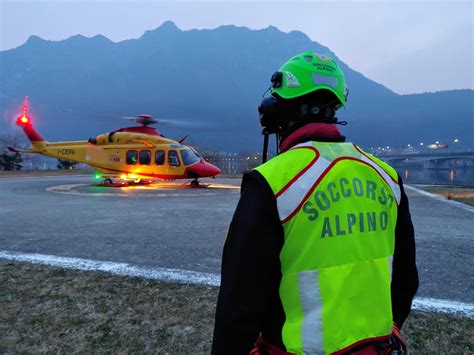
212, 143, 419, 355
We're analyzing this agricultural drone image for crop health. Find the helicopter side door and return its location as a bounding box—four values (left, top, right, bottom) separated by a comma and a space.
166, 149, 185, 177
154, 149, 166, 176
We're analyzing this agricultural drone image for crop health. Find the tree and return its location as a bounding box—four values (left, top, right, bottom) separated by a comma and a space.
0, 151, 23, 171
0, 132, 44, 169
57, 159, 77, 170
0, 132, 27, 148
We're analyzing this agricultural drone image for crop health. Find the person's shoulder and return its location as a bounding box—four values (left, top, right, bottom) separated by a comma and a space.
242, 169, 273, 188
242, 169, 265, 184
239, 169, 277, 201
354, 144, 399, 181
255, 144, 315, 175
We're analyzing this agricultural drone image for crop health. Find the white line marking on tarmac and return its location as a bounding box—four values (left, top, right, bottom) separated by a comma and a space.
405, 185, 474, 213
1, 250, 473, 318
0, 250, 220, 287
412, 298, 474, 318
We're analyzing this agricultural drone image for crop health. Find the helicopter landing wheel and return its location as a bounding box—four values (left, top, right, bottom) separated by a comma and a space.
188, 179, 210, 188
99, 178, 128, 187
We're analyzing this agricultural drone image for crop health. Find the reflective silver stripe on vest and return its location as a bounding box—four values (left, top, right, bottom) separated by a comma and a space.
277, 143, 330, 222
388, 256, 393, 281
359, 154, 401, 204
276, 143, 401, 222
298, 270, 324, 354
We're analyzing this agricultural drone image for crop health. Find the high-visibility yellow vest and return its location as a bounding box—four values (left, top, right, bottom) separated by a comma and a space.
255, 141, 400, 354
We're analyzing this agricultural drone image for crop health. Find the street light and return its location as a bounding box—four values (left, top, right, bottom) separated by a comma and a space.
454, 138, 459, 143
420, 142, 424, 146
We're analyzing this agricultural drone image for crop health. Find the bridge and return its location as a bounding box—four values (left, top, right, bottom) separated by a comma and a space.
376, 151, 474, 169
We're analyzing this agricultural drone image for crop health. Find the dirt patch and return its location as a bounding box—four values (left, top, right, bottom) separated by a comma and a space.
1, 261, 472, 353
418, 186, 474, 206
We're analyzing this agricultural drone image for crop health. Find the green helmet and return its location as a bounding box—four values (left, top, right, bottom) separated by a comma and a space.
271, 51, 348, 108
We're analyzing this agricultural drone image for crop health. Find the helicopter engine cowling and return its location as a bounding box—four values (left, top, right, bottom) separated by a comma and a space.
88, 131, 174, 146
90, 132, 125, 145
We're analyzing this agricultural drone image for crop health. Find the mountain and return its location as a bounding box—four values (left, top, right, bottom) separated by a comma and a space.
1, 21, 472, 151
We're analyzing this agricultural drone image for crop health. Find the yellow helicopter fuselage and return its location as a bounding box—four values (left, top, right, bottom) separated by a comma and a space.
16, 119, 221, 181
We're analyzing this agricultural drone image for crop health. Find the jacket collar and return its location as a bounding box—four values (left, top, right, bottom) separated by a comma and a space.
280, 123, 346, 152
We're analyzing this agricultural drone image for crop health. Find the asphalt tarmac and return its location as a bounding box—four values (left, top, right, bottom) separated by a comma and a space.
0, 176, 472, 303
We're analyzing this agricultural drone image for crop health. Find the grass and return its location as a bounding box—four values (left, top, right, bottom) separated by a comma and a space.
418, 186, 474, 206
403, 312, 473, 352
0, 261, 216, 353
1, 261, 473, 353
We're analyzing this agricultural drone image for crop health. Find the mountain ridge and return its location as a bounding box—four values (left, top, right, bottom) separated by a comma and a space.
1, 21, 472, 151
7, 22, 471, 96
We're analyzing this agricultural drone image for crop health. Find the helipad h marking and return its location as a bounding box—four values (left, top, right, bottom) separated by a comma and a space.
46, 184, 239, 198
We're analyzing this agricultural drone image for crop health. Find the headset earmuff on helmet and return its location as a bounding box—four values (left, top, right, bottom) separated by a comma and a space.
258, 71, 292, 134
271, 71, 283, 89
258, 91, 339, 135
258, 95, 284, 134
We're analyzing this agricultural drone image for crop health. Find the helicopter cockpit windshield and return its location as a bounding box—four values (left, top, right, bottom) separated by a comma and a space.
180, 148, 201, 166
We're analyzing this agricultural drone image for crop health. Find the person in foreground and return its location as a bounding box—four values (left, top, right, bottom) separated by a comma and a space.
212, 51, 419, 355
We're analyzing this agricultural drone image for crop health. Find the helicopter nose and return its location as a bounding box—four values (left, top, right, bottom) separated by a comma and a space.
206, 162, 221, 177
186, 161, 221, 178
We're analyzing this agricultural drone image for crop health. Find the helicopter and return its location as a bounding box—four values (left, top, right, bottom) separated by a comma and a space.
8, 97, 221, 186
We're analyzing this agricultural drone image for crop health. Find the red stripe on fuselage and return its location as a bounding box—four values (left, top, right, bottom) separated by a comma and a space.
95, 165, 217, 180
95, 166, 188, 179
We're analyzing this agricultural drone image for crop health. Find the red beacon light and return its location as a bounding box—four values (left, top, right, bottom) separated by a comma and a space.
16, 96, 31, 126
19, 115, 30, 124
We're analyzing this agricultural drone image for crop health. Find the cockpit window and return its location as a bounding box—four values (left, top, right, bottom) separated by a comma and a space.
180, 149, 201, 166
190, 147, 202, 159
168, 150, 180, 166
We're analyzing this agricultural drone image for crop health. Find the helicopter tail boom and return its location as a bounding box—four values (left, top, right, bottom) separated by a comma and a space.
7, 146, 40, 154
18, 121, 46, 143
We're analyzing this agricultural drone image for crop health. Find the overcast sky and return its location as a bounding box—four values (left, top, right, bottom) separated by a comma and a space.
1, 0, 472, 94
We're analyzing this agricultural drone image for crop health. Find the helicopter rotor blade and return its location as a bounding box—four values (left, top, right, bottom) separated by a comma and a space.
157, 118, 209, 128
120, 116, 160, 125
118, 115, 209, 128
